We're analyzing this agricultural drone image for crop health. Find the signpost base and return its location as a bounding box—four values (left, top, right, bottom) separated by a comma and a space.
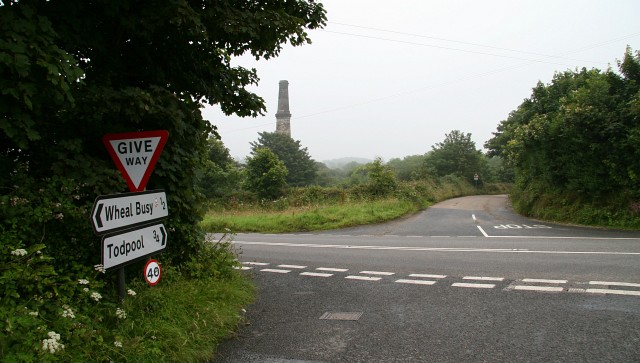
118, 267, 126, 302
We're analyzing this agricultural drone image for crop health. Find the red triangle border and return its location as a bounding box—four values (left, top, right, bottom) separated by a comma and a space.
102, 130, 169, 192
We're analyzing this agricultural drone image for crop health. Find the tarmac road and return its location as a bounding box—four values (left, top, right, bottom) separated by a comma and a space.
212, 195, 640, 362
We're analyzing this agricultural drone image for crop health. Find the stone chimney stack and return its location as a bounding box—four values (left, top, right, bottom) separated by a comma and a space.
275, 80, 291, 137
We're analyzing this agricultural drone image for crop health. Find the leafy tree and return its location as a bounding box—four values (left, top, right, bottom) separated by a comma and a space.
244, 148, 288, 200
349, 158, 397, 197
250, 131, 317, 186
485, 47, 640, 209
0, 1, 325, 360
388, 154, 429, 181
428, 130, 484, 179
198, 137, 243, 199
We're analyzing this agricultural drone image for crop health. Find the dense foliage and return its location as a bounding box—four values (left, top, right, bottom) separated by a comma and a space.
250, 131, 318, 187
485, 47, 640, 226
244, 148, 289, 200
1, 0, 325, 360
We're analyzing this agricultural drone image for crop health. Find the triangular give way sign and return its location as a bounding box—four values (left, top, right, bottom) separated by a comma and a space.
102, 130, 169, 192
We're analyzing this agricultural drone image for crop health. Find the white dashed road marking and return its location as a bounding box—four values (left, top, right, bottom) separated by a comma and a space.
360, 271, 395, 276
585, 289, 640, 296
522, 278, 567, 284
452, 282, 496, 289
395, 279, 437, 285
244, 261, 640, 298
278, 264, 307, 269
260, 269, 291, 274
589, 281, 640, 288
463, 276, 505, 282
346, 276, 382, 281
409, 274, 447, 279
514, 286, 564, 292
317, 267, 349, 272
300, 272, 333, 278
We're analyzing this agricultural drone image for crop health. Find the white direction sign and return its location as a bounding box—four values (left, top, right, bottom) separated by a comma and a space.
91, 190, 168, 234
102, 224, 167, 270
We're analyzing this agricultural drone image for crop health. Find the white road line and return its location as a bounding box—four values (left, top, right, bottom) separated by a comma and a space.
396, 279, 437, 285
360, 271, 395, 276
277, 264, 307, 269
522, 278, 568, 284
477, 226, 489, 237
260, 269, 291, 274
463, 276, 505, 282
452, 282, 496, 289
345, 275, 382, 281
234, 241, 640, 255
235, 266, 253, 270
409, 274, 447, 279
589, 281, 640, 288
300, 272, 333, 278
242, 261, 270, 266
586, 288, 640, 296
317, 267, 349, 272
407, 236, 423, 238
514, 285, 564, 292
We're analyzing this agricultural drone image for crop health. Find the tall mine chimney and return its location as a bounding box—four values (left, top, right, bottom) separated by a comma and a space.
275, 80, 291, 137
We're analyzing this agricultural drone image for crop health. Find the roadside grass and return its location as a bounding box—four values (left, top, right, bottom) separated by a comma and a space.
201, 198, 421, 233
112, 268, 254, 362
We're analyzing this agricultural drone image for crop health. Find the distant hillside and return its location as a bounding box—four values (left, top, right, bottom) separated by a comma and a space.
322, 157, 373, 170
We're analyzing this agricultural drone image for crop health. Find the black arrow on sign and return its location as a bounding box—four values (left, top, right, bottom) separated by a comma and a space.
94, 203, 103, 228
160, 225, 166, 246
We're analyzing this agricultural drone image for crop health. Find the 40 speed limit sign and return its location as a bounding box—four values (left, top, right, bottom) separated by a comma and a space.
144, 259, 161, 286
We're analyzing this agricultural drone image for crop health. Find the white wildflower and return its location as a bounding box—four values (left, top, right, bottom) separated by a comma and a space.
113, 341, 123, 348
29, 311, 39, 317
11, 249, 28, 257
83, 288, 89, 292
42, 331, 65, 354
90, 292, 102, 302
53, 213, 64, 220
93, 264, 106, 274
115, 308, 127, 319
127, 289, 136, 296
78, 279, 89, 285
61, 306, 75, 319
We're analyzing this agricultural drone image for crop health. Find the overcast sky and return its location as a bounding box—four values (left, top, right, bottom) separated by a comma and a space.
202, 0, 640, 163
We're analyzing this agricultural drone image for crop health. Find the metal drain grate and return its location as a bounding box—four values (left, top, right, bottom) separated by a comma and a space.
319, 312, 363, 321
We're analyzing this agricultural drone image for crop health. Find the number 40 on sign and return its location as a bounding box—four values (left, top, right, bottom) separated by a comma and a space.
144, 259, 161, 286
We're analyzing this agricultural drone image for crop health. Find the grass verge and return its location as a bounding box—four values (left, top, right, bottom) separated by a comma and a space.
201, 198, 421, 233
112, 267, 254, 362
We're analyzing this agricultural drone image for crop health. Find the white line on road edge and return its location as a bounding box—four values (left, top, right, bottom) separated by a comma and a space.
585, 288, 640, 296
260, 269, 291, 274
522, 278, 568, 284
345, 276, 382, 281
278, 264, 307, 269
233, 241, 640, 256
235, 266, 252, 270
300, 272, 333, 278
452, 282, 496, 289
360, 271, 395, 276
463, 276, 505, 282
514, 285, 564, 292
409, 274, 447, 279
243, 261, 270, 266
317, 267, 349, 272
589, 281, 640, 288
395, 279, 437, 285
